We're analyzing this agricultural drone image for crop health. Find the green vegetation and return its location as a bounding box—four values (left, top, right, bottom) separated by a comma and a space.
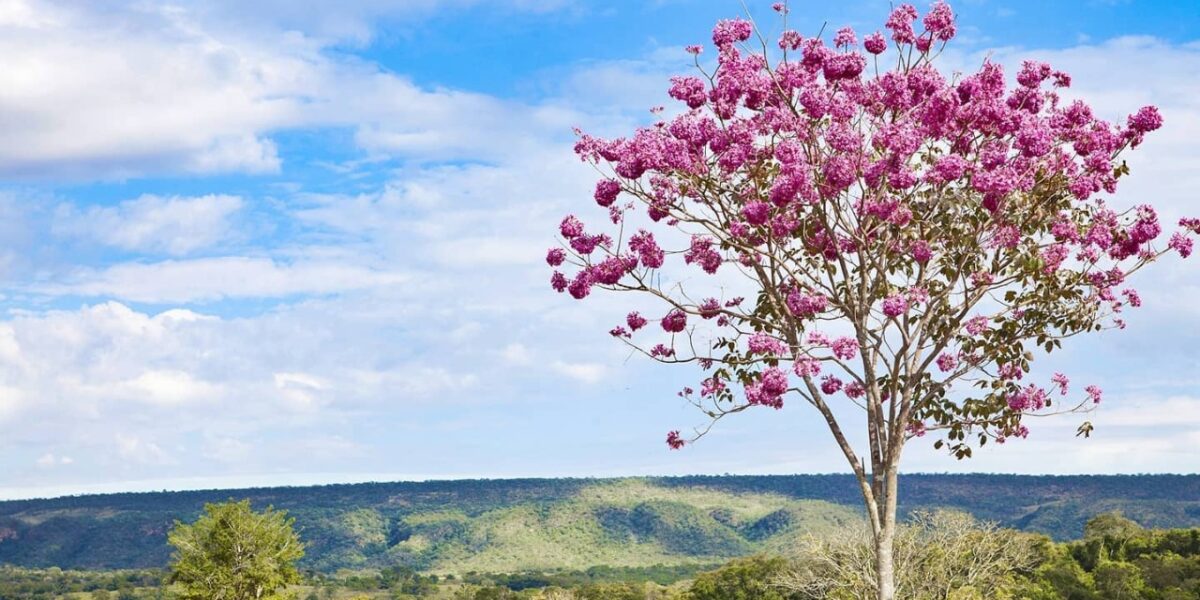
167, 500, 304, 600
1, 475, 1199, 577
4, 513, 1200, 598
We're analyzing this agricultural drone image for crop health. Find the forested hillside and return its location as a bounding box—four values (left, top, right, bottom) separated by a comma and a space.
1, 474, 1197, 573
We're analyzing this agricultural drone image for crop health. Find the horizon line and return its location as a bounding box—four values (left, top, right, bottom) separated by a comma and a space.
4, 470, 1199, 503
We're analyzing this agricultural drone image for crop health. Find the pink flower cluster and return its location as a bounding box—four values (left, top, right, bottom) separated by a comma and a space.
545, 1, 1197, 449
748, 333, 788, 355
746, 367, 789, 409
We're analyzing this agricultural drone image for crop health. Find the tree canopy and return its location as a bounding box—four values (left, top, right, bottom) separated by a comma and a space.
167, 499, 305, 600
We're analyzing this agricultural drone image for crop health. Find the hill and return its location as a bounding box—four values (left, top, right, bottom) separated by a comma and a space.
1, 474, 1198, 573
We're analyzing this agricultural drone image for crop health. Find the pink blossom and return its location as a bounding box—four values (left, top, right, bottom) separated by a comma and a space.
742, 201, 770, 225
928, 155, 969, 183
922, 1, 956, 41
964, 315, 990, 336
1128, 106, 1163, 133
712, 18, 753, 47
746, 367, 789, 408
650, 343, 675, 358
1169, 232, 1193, 258
793, 357, 821, 377
833, 27, 857, 48
844, 381, 865, 399
885, 4, 919, 44
1007, 386, 1037, 412
787, 289, 828, 317
594, 179, 621, 207
907, 241, 936, 265
748, 333, 788, 355
806, 331, 830, 346
568, 272, 592, 299
684, 235, 723, 274
559, 215, 584, 239
822, 155, 857, 191
666, 430, 686, 449
668, 76, 708, 109
831, 337, 859, 360
550, 271, 568, 293
820, 375, 843, 394
628, 230, 665, 269
906, 287, 929, 305
936, 353, 958, 372
1086, 385, 1103, 404
661, 309, 688, 333
998, 363, 1024, 381
1051, 372, 1069, 395
701, 377, 726, 397
989, 225, 1021, 249
1122, 289, 1142, 308
627, 312, 648, 331
1016, 61, 1052, 88
907, 421, 928, 437
778, 30, 802, 51
546, 248, 566, 266
570, 233, 609, 255
863, 31, 887, 54
1041, 244, 1070, 274
882, 294, 908, 318
590, 256, 630, 285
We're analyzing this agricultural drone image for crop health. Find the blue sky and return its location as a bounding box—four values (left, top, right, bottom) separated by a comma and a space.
0, 0, 1198, 500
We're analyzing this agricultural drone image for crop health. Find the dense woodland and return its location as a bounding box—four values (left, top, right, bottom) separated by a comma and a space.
3, 475, 1199, 572
3, 514, 1200, 599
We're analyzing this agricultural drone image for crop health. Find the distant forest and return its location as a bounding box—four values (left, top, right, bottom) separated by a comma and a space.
2, 474, 1198, 573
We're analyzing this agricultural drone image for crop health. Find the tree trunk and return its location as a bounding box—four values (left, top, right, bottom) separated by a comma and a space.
874, 465, 901, 600
875, 520, 897, 600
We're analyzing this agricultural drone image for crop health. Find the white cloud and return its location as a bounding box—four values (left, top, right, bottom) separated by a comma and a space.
0, 383, 23, 423
274, 371, 329, 412
0, 0, 585, 180
35, 453, 72, 468
53, 194, 243, 255
1090, 396, 1200, 428
181, 0, 575, 45
500, 343, 533, 365
119, 370, 223, 406
552, 360, 607, 384
36, 256, 409, 302
115, 433, 173, 466
202, 436, 251, 464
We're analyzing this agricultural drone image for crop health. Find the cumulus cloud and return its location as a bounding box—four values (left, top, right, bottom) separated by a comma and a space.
35, 453, 73, 468
115, 433, 174, 466
552, 361, 608, 384
0, 0, 584, 180
53, 194, 243, 255
35, 256, 409, 302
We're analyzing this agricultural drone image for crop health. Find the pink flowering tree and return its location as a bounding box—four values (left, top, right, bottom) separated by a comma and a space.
547, 2, 1195, 599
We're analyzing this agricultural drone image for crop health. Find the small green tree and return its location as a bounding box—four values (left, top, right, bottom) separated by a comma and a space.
687, 555, 793, 600
1083, 512, 1143, 541
168, 499, 305, 600
1092, 561, 1146, 600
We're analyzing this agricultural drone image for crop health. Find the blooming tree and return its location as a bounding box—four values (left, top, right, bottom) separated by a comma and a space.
547, 2, 1195, 599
